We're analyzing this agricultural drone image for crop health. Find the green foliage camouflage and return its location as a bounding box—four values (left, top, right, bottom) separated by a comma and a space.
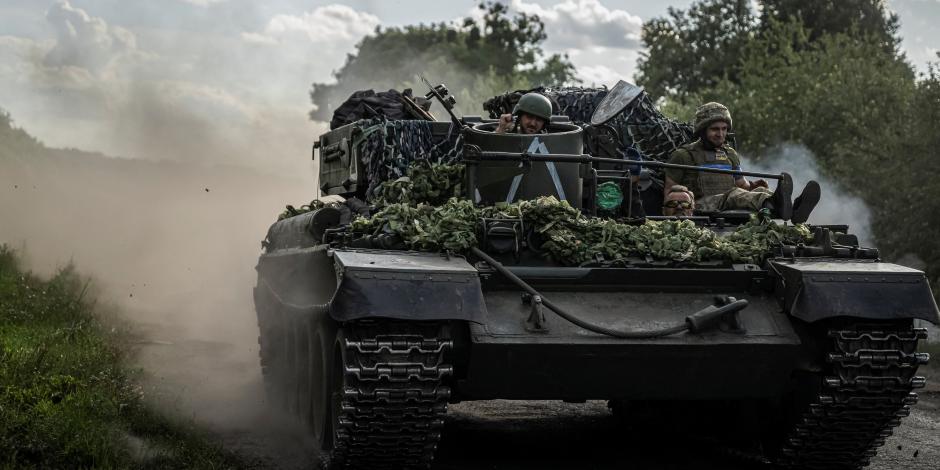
350, 193, 811, 265
374, 161, 465, 206
356, 119, 463, 200
351, 198, 480, 253
278, 199, 329, 221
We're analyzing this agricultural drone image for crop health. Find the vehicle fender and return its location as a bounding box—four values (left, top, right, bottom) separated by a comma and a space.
255, 245, 337, 318
770, 259, 940, 324
329, 249, 486, 323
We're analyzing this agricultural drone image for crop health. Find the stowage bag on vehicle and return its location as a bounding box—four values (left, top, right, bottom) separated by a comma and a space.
331, 89, 423, 129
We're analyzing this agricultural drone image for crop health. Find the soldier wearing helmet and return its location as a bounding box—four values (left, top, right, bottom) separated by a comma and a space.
664, 102, 820, 223
495, 92, 552, 135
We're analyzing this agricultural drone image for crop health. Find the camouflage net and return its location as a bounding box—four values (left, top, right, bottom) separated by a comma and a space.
610, 93, 694, 162
349, 163, 812, 265
482, 86, 608, 124
354, 119, 463, 200
483, 86, 694, 162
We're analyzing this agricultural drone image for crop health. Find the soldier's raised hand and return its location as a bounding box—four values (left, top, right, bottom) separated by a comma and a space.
495, 113, 513, 133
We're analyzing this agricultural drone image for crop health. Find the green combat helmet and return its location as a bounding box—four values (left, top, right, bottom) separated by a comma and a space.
512, 92, 553, 121
693, 102, 732, 134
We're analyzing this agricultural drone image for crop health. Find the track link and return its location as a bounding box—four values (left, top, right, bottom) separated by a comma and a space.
777, 324, 930, 469
329, 322, 453, 470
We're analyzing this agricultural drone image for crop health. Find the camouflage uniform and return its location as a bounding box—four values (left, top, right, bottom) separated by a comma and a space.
665, 140, 771, 212
665, 102, 771, 212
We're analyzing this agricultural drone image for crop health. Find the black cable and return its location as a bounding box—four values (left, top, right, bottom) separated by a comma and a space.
471, 247, 748, 338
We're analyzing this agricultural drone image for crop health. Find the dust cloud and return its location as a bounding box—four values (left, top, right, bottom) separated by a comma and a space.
741, 143, 874, 245
0, 144, 319, 464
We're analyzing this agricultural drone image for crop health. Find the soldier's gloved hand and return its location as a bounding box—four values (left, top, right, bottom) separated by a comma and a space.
750, 179, 768, 189
495, 113, 513, 133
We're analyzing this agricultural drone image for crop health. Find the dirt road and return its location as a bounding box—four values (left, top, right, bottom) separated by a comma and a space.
134, 330, 940, 470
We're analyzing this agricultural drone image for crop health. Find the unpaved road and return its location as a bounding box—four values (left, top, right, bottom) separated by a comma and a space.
135, 328, 940, 470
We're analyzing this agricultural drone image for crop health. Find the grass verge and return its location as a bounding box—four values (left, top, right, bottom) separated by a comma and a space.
0, 245, 246, 469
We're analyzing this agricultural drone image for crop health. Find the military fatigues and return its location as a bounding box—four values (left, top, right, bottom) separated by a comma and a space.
665, 139, 771, 212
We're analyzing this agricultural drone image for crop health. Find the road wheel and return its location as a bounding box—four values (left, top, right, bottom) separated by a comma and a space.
257, 292, 289, 410
308, 327, 331, 444
311, 328, 345, 470
281, 316, 299, 414
325, 335, 347, 468
293, 316, 312, 422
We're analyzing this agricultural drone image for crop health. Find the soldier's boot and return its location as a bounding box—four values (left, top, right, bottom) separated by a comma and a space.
769, 173, 794, 220
791, 180, 821, 224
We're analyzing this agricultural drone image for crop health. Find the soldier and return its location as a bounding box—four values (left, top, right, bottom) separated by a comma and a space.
662, 185, 695, 217
495, 92, 552, 135
664, 102, 820, 223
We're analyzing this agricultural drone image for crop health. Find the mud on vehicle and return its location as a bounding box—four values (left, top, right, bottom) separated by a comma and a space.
254, 81, 939, 469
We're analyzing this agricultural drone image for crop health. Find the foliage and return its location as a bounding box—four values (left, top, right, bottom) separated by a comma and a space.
0, 108, 44, 160
349, 189, 812, 266
375, 161, 465, 206
708, 19, 915, 175
0, 246, 242, 468
278, 199, 329, 221
351, 198, 481, 253
309, 2, 576, 120
637, 0, 903, 102
758, 0, 901, 52
876, 68, 940, 288
635, 0, 756, 101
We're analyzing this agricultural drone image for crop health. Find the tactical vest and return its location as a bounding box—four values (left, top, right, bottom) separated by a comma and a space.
684, 142, 737, 199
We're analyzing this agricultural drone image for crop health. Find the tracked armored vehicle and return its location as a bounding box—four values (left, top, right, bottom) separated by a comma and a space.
254, 81, 939, 469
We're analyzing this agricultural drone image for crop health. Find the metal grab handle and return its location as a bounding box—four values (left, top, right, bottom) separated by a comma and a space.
320, 138, 348, 163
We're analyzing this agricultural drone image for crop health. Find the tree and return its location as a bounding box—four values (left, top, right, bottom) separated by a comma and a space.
708, 19, 914, 175
634, 0, 756, 101
636, 0, 904, 103
309, 2, 575, 122
0, 108, 44, 159
881, 67, 940, 288
759, 0, 901, 52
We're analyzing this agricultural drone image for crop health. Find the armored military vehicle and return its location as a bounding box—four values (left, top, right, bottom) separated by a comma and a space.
254, 81, 938, 469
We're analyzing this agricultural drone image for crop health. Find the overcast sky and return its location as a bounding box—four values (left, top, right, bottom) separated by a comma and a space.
1, 0, 937, 174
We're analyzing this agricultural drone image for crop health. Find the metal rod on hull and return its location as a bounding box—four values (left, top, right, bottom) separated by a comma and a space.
468, 150, 784, 180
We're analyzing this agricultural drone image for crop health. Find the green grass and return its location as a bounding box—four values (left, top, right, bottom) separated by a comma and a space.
0, 246, 246, 469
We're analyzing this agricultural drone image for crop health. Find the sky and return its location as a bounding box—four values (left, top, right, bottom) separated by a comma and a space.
0, 0, 937, 174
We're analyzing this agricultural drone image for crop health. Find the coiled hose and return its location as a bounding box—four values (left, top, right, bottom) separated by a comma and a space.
471, 247, 748, 338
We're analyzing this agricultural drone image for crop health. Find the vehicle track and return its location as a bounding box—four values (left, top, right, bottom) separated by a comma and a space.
133, 320, 940, 470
